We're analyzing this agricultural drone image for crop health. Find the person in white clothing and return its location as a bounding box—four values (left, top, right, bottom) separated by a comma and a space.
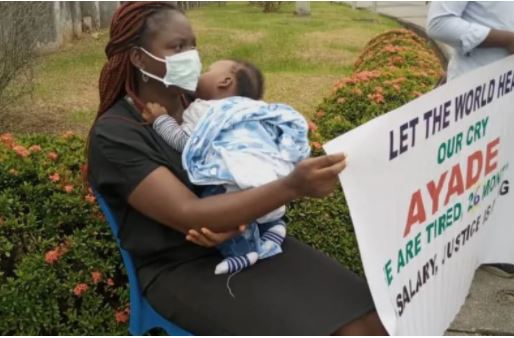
427, 1, 514, 277
427, 1, 514, 81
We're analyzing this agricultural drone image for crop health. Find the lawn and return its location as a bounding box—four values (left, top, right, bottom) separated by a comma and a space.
3, 1, 399, 135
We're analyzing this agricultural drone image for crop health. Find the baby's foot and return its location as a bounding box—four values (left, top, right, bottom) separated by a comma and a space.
215, 252, 258, 275
261, 224, 286, 247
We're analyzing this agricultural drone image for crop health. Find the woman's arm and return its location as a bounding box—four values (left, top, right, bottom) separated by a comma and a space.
128, 154, 346, 234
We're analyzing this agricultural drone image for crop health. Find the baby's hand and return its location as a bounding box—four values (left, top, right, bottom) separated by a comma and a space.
143, 102, 168, 124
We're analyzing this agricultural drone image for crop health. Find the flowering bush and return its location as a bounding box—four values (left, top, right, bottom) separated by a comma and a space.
0, 132, 129, 335
354, 29, 443, 76
287, 29, 443, 274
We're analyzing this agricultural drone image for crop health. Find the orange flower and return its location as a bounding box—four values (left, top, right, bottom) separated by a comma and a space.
311, 141, 322, 150
62, 130, 74, 139
80, 164, 88, 179
0, 133, 15, 148
106, 278, 115, 287
344, 70, 382, 85
13, 145, 30, 158
63, 184, 74, 193
115, 308, 130, 324
47, 151, 58, 161
368, 92, 385, 104
390, 56, 404, 66
29, 145, 42, 153
315, 110, 325, 118
91, 271, 102, 284
73, 283, 89, 297
49, 173, 60, 183
44, 243, 69, 264
333, 82, 344, 91
44, 249, 61, 264
93, 211, 105, 222
384, 44, 403, 53
336, 97, 346, 104
85, 194, 96, 204
307, 120, 318, 132
351, 88, 363, 96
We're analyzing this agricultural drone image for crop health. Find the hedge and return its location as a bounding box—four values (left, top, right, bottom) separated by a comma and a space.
0, 29, 443, 334
0, 132, 129, 335
287, 29, 443, 274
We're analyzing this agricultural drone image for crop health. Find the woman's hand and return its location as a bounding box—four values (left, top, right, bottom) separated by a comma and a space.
186, 224, 246, 247
284, 153, 347, 198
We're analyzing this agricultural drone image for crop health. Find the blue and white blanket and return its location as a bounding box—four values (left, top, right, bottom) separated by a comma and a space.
182, 96, 310, 265
182, 96, 311, 191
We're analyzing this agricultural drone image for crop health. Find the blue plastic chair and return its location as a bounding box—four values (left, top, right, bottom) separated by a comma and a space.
94, 191, 192, 336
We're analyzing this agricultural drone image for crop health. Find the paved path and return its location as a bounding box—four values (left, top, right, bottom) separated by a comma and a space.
342, 1, 514, 335
344, 1, 451, 59
349, 1, 429, 28
449, 269, 514, 335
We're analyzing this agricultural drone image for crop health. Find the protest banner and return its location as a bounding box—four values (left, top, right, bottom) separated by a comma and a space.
324, 56, 514, 335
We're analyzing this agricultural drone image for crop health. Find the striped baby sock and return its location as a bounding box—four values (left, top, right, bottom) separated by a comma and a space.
261, 224, 286, 247
215, 252, 258, 275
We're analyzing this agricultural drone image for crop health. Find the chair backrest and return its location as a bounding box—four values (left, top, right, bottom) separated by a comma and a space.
93, 190, 192, 336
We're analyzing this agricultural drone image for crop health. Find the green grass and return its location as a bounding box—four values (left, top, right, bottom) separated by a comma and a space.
3, 1, 399, 135
190, 2, 396, 74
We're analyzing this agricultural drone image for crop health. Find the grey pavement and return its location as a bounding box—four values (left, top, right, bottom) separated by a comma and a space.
342, 1, 514, 335
343, 1, 451, 58
448, 269, 514, 335
349, 1, 430, 28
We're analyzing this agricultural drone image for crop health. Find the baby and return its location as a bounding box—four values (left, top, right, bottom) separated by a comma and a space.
143, 59, 310, 275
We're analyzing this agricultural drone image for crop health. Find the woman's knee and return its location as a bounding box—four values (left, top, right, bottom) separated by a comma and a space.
332, 310, 388, 336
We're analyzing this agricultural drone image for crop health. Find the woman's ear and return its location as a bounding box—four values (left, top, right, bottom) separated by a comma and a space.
129, 47, 145, 70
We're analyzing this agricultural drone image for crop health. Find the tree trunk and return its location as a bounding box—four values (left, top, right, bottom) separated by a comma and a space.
295, 1, 310, 16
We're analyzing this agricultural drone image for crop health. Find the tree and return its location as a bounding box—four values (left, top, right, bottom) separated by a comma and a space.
0, 3, 47, 115
295, 2, 310, 16
251, 2, 282, 13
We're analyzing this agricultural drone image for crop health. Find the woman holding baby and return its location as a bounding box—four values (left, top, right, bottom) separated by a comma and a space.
87, 2, 387, 335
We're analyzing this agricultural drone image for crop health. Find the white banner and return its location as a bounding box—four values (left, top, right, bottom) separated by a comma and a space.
324, 56, 514, 335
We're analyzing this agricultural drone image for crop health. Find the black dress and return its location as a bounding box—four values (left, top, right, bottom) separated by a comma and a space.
88, 98, 375, 335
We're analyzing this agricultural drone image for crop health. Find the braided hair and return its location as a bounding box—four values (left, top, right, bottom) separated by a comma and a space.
85, 2, 180, 185
96, 1, 180, 117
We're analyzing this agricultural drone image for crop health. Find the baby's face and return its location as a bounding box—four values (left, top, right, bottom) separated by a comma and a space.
196, 60, 237, 100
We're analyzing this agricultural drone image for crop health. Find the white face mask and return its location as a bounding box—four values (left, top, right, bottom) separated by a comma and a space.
138, 48, 202, 92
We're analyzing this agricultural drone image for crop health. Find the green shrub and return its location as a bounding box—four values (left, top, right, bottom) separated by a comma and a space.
0, 132, 129, 335
286, 29, 443, 275
354, 29, 443, 75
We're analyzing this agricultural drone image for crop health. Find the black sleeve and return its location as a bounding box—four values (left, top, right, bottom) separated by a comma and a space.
88, 117, 163, 200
